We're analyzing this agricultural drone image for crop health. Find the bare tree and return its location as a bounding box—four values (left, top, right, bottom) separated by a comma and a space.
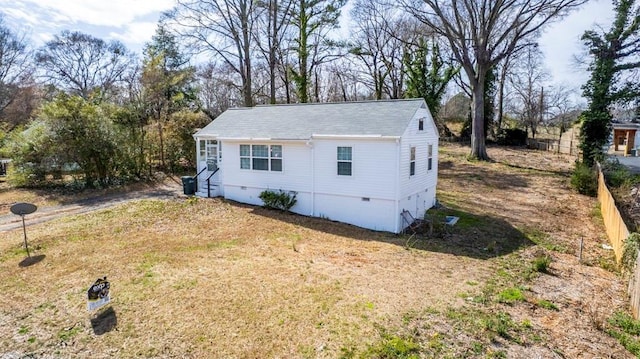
35, 31, 133, 100
198, 62, 241, 118
401, 0, 587, 160
508, 46, 550, 139
322, 60, 363, 101
349, 0, 394, 100
167, 0, 257, 107
545, 85, 582, 147
0, 16, 35, 129
254, 0, 294, 104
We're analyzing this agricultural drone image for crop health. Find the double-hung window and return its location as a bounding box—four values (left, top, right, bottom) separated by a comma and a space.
240, 144, 283, 172
410, 147, 416, 176
240, 145, 251, 169
337, 146, 352, 176
428, 144, 433, 171
252, 145, 269, 170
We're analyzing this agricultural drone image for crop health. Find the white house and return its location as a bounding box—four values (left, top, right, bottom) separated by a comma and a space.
193, 99, 439, 233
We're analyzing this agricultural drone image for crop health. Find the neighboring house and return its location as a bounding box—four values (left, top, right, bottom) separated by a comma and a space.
612, 122, 640, 156
193, 99, 439, 233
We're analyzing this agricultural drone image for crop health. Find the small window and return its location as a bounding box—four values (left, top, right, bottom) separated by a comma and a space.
410, 147, 416, 176
240, 145, 250, 169
418, 119, 424, 131
337, 146, 352, 176
199, 140, 206, 158
428, 144, 433, 171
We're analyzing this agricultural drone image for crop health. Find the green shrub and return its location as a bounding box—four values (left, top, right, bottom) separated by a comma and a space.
496, 128, 528, 146
497, 287, 525, 304
571, 161, 597, 196
537, 300, 559, 311
481, 312, 515, 339
622, 233, 640, 273
607, 311, 640, 355
259, 189, 297, 211
601, 158, 634, 188
532, 255, 551, 273
363, 334, 420, 359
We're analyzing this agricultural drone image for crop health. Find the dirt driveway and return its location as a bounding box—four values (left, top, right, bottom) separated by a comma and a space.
0, 177, 183, 232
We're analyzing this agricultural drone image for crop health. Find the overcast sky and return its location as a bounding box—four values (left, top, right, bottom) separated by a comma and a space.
0, 0, 615, 99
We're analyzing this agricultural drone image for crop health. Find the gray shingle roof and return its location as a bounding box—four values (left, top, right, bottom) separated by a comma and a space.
195, 99, 427, 140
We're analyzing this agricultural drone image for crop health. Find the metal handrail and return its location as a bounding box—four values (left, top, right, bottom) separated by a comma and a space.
206, 168, 220, 198
194, 167, 207, 190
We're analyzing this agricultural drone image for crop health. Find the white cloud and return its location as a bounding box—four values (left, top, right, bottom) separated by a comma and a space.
0, 0, 176, 54
2, 7, 40, 26
109, 21, 158, 47
12, 0, 175, 28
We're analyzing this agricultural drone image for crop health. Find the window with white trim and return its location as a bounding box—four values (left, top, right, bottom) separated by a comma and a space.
337, 146, 352, 176
240, 144, 283, 172
410, 146, 416, 176
240, 145, 250, 169
206, 141, 218, 171
199, 140, 206, 158
428, 144, 433, 171
418, 119, 424, 131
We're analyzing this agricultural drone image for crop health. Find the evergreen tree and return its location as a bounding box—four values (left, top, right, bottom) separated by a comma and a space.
403, 38, 459, 119
142, 24, 197, 170
580, 0, 640, 165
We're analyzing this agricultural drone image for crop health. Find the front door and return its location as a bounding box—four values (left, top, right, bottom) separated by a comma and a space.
198, 139, 222, 196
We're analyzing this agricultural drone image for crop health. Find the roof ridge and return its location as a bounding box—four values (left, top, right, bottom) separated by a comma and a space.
224, 98, 424, 109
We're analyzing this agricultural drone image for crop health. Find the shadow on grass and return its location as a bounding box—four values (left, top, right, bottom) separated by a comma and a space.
91, 307, 117, 335
438, 162, 530, 189
18, 254, 45, 267
242, 201, 533, 260
415, 207, 534, 259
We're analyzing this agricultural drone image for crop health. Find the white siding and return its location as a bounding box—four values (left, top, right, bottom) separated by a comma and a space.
221, 140, 312, 192
315, 194, 396, 232
312, 139, 398, 200
224, 185, 312, 215
398, 107, 439, 220
218, 140, 312, 215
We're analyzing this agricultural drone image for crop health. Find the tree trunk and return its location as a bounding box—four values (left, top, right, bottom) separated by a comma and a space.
497, 63, 507, 131
241, 1, 253, 107
158, 121, 165, 169
269, 0, 278, 104
471, 78, 489, 160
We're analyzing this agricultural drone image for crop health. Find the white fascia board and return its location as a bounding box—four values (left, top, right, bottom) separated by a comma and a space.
217, 137, 308, 142
311, 134, 399, 140
193, 133, 219, 140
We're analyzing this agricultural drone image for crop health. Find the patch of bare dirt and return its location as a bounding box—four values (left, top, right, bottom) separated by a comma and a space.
439, 144, 628, 357
0, 176, 184, 232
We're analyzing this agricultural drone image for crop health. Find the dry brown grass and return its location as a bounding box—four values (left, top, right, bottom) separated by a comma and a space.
0, 144, 632, 358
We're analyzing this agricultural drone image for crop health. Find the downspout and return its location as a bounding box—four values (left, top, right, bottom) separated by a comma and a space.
394, 138, 401, 233
308, 139, 315, 216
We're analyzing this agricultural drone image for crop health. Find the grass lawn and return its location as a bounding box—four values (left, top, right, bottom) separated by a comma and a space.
0, 144, 633, 358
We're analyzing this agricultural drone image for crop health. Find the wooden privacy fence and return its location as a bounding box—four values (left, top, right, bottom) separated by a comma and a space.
630, 254, 640, 318
597, 167, 629, 262
596, 164, 640, 318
